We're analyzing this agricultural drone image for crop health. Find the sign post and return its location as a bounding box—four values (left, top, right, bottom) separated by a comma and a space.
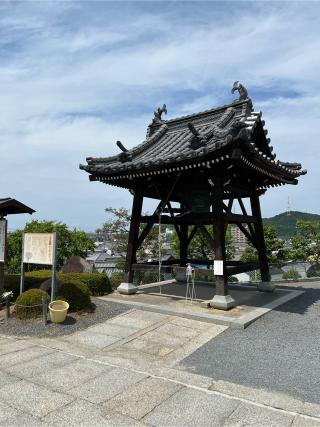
0, 219, 7, 294
20, 232, 58, 300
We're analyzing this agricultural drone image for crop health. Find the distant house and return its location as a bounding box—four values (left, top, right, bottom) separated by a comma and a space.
86, 241, 123, 276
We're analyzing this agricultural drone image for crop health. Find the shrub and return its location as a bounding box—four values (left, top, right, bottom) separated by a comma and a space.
4, 274, 21, 299
282, 269, 301, 280
307, 264, 320, 278
4, 271, 112, 301
57, 280, 91, 312
15, 289, 48, 319
110, 272, 124, 289
58, 272, 111, 296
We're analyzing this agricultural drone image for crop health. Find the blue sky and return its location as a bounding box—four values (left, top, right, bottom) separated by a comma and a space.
1, 1, 319, 231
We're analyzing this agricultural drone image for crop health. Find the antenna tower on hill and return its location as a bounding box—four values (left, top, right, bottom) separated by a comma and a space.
286, 197, 291, 216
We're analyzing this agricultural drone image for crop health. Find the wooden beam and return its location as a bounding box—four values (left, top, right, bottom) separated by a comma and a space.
198, 226, 215, 251
187, 226, 198, 245
226, 262, 259, 276
237, 197, 256, 241
140, 212, 257, 225
250, 195, 271, 282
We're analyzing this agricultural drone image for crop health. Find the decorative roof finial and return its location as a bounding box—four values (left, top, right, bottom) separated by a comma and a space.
153, 104, 167, 124
231, 81, 249, 101
116, 140, 127, 152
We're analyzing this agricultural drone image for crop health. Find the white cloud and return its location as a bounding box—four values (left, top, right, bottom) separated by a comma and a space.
0, 1, 319, 230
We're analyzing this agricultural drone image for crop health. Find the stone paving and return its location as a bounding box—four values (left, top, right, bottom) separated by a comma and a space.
0, 308, 320, 426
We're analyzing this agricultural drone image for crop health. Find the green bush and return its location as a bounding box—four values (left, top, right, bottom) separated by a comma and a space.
58, 272, 111, 296
57, 280, 91, 312
307, 264, 320, 278
282, 269, 301, 280
15, 289, 48, 319
4, 271, 112, 300
109, 272, 124, 289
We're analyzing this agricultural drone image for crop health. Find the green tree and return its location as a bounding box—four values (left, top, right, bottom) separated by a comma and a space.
240, 225, 286, 265
172, 225, 235, 262
287, 220, 320, 263
99, 207, 165, 260
6, 220, 95, 273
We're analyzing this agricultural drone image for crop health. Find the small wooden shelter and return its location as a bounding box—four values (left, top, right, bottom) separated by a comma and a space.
80, 82, 306, 309
0, 198, 35, 293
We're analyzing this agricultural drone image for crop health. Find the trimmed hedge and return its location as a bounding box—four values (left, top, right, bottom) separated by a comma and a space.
4, 270, 112, 299
57, 280, 91, 312
59, 272, 111, 296
15, 288, 48, 319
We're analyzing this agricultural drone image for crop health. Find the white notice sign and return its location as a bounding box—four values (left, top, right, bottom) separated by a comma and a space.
0, 220, 6, 262
23, 233, 55, 265
214, 260, 224, 276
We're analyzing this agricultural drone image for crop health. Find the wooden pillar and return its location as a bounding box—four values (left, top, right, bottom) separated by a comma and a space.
118, 193, 143, 294
209, 180, 235, 309
0, 218, 7, 295
124, 193, 143, 283
0, 262, 4, 295
250, 195, 274, 291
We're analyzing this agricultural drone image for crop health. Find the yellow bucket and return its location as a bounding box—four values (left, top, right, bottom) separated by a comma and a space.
49, 300, 69, 323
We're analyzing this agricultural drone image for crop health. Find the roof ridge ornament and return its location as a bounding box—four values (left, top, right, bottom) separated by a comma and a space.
188, 122, 206, 149
116, 140, 132, 163
153, 104, 167, 124
231, 81, 253, 110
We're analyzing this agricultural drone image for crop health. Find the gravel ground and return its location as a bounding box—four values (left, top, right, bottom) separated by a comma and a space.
0, 298, 131, 338
181, 281, 320, 404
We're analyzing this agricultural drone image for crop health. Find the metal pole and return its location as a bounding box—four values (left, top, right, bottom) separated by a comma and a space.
51, 232, 58, 302
5, 297, 10, 322
20, 234, 25, 295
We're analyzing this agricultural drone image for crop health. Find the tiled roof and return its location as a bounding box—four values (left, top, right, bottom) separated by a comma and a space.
0, 198, 35, 216
80, 88, 306, 188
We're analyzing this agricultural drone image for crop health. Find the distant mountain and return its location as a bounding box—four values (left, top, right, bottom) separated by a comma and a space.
263, 211, 320, 238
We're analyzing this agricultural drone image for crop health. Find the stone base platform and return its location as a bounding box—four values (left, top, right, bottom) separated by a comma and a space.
100, 281, 304, 328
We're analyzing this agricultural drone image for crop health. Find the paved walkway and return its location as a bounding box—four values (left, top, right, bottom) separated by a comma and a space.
1, 308, 320, 426
182, 282, 320, 406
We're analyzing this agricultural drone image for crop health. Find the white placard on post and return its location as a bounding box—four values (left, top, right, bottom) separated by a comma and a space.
0, 219, 7, 262
214, 260, 224, 276
23, 233, 54, 265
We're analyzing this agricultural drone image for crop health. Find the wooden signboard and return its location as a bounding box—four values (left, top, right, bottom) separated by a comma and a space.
20, 232, 58, 301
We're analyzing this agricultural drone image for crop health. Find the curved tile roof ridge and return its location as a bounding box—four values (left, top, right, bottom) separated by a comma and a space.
161, 98, 249, 124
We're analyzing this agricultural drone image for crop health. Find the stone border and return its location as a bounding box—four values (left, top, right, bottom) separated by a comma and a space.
99, 284, 304, 329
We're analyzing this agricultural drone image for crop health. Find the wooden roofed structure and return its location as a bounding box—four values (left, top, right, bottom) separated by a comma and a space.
80, 82, 306, 309
0, 198, 35, 217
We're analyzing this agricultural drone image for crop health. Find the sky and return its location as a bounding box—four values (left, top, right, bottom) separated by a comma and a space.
1, 1, 320, 232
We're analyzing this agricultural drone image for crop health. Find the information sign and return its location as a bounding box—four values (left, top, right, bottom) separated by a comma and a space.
23, 233, 54, 265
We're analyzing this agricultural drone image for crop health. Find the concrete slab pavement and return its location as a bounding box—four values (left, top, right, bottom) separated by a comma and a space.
1, 306, 320, 426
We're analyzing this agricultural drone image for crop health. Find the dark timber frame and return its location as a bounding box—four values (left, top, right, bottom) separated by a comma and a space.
80, 83, 306, 309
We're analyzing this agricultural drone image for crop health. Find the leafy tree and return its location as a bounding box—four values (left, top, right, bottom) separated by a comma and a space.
6, 220, 95, 273
99, 207, 165, 260
240, 225, 286, 265
287, 220, 320, 263
172, 225, 235, 262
